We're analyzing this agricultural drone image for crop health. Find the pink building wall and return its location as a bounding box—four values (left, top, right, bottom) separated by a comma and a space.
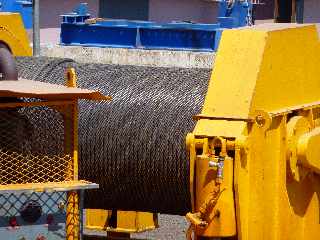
39, 0, 99, 28
149, 0, 219, 23
38, 0, 219, 28
303, 0, 320, 23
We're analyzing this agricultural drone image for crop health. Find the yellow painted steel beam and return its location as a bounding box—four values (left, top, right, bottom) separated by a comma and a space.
66, 68, 80, 240
85, 209, 158, 233
0, 181, 98, 193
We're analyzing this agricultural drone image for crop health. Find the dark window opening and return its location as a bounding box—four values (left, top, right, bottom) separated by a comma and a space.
99, 0, 149, 21
276, 0, 293, 23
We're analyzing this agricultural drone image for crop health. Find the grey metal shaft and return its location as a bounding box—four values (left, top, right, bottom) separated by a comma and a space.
32, 0, 40, 56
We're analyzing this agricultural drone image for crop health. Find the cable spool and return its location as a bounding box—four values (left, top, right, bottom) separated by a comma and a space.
16, 57, 211, 215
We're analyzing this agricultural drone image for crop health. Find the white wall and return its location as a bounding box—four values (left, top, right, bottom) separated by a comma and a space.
149, 0, 219, 23
40, 0, 99, 28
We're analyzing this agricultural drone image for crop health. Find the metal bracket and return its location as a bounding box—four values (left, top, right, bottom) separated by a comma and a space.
193, 114, 254, 122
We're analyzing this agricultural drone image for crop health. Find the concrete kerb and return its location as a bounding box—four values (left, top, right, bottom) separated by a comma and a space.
40, 44, 215, 69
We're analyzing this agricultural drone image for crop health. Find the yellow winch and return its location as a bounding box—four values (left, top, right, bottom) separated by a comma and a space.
187, 23, 320, 240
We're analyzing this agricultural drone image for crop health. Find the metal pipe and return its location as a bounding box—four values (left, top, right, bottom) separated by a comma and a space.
79, 190, 84, 240
32, 0, 40, 56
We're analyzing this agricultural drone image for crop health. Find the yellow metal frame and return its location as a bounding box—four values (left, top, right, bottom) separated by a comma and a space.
0, 101, 82, 240
66, 68, 81, 240
0, 68, 101, 240
0, 100, 81, 240
0, 181, 98, 193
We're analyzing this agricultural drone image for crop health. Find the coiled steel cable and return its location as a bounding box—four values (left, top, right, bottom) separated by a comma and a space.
16, 57, 211, 215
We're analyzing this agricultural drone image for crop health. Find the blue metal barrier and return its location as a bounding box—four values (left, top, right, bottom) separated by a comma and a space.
61, 24, 138, 48
139, 27, 223, 51
0, 0, 32, 28
60, 0, 253, 52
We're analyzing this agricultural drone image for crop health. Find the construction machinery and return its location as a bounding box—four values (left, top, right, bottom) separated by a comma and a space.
2, 5, 320, 240
186, 23, 320, 239
15, 22, 320, 240
0, 13, 31, 57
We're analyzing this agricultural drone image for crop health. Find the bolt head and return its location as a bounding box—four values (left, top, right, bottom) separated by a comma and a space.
255, 115, 266, 127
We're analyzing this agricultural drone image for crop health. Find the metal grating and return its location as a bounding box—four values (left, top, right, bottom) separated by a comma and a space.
0, 104, 74, 185
0, 192, 66, 217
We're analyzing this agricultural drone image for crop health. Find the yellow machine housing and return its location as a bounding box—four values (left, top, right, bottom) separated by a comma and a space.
187, 23, 320, 240
0, 12, 31, 56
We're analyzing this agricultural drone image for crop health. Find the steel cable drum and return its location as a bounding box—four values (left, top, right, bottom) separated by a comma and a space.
16, 57, 211, 215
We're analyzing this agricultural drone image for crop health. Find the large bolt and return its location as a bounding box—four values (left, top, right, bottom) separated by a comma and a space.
255, 115, 266, 127
36, 235, 46, 240
209, 161, 219, 168
58, 201, 65, 211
